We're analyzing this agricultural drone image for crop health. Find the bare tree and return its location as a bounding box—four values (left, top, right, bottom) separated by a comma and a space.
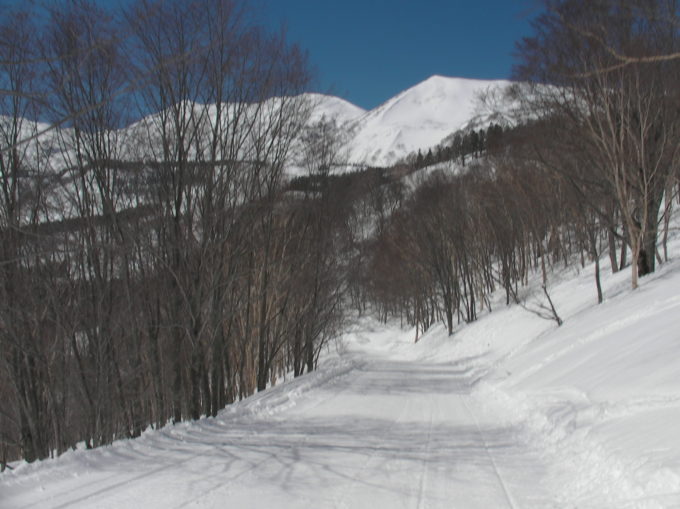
0, 0, 318, 463
41, 0, 138, 447
515, 0, 680, 289
0, 5, 58, 463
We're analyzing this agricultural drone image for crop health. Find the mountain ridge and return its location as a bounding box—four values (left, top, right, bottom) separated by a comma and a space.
312, 75, 512, 168
5, 75, 512, 177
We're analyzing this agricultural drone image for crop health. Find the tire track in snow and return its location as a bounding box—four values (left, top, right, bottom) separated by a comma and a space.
172, 363, 363, 509
332, 395, 412, 509
415, 394, 434, 509
47, 448, 207, 509
172, 453, 274, 509
462, 396, 519, 509
29, 360, 364, 509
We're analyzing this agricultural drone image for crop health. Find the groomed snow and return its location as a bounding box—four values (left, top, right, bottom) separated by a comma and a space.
2, 228, 680, 508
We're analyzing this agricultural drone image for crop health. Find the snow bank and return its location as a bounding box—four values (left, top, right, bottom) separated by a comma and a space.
220, 355, 358, 421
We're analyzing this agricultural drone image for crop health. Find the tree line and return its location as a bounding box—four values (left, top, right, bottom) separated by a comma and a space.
401, 124, 505, 171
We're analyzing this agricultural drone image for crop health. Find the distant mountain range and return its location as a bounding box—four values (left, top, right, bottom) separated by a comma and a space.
7, 75, 512, 180
308, 75, 512, 169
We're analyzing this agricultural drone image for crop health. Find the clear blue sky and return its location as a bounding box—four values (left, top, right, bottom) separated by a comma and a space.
3, 0, 538, 111
262, 1, 538, 110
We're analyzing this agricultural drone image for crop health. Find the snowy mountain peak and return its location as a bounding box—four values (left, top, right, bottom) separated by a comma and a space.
333, 75, 512, 167
303, 93, 366, 126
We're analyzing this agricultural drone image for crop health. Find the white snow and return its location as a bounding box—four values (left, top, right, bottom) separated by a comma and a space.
3, 220, 680, 507
4, 76, 508, 182
305, 93, 367, 126
286, 77, 511, 176
344, 75, 511, 167
379, 242, 680, 507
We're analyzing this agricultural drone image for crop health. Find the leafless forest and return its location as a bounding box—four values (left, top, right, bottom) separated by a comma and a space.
1, 0, 679, 467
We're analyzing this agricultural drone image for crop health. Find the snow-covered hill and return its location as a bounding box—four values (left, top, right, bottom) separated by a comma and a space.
289, 76, 512, 175
305, 93, 367, 126
294, 76, 512, 171
342, 75, 510, 167
4, 75, 510, 179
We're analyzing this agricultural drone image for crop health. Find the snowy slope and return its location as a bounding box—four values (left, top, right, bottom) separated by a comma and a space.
284, 93, 366, 176
305, 93, 366, 125
344, 75, 511, 167
5, 77, 508, 176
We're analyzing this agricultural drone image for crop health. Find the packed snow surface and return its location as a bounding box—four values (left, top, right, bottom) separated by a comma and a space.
3, 238, 680, 507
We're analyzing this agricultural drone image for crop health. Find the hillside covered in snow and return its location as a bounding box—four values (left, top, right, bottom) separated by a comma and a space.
342, 75, 511, 167
7, 75, 509, 180
306, 75, 511, 170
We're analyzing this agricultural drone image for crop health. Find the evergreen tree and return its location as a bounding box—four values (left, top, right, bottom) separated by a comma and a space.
424, 148, 434, 166
416, 149, 424, 168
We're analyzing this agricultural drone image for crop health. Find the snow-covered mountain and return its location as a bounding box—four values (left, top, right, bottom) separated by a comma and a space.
7, 76, 511, 180
334, 75, 511, 168
303, 76, 511, 170
305, 93, 367, 126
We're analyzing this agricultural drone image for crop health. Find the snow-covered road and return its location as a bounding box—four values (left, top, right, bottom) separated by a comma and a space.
222, 358, 554, 509
1, 350, 556, 509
